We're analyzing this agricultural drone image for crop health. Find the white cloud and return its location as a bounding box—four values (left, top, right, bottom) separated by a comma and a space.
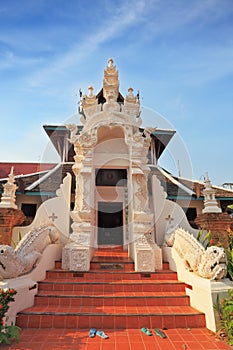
25, 0, 150, 87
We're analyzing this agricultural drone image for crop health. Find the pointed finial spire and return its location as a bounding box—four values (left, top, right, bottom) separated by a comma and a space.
108, 58, 114, 68
0, 167, 18, 209
202, 172, 222, 213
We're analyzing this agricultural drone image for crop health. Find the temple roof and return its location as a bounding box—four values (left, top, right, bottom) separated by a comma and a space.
43, 125, 175, 163
1, 163, 233, 210
0, 162, 55, 179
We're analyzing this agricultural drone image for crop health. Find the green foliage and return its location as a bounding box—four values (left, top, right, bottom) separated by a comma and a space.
11, 231, 22, 248
196, 230, 212, 248
11, 237, 17, 248
222, 228, 233, 281
0, 323, 20, 345
226, 250, 233, 281
0, 289, 20, 344
214, 290, 233, 345
18, 231, 22, 242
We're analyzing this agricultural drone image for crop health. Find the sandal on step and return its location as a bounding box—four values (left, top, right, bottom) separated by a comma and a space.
141, 327, 152, 336
154, 328, 167, 338
89, 328, 97, 338
96, 330, 109, 339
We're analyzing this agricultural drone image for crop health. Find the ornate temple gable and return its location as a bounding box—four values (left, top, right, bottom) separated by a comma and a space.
79, 59, 142, 132
63, 58, 162, 273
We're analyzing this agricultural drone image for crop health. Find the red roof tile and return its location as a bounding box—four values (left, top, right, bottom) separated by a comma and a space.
0, 162, 56, 179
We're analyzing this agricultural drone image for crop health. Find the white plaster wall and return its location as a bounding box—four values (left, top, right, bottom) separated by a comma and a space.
93, 133, 129, 168
151, 175, 199, 246
12, 173, 72, 245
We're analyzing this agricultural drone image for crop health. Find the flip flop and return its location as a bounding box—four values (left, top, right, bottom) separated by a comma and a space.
154, 328, 167, 338
96, 330, 109, 339
89, 328, 97, 338
141, 327, 152, 336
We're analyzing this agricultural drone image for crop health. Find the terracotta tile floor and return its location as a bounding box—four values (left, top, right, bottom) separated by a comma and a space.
1, 328, 232, 349
8, 249, 232, 348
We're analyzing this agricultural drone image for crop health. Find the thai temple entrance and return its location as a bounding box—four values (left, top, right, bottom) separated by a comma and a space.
97, 202, 123, 246
1, 58, 231, 339
62, 58, 163, 272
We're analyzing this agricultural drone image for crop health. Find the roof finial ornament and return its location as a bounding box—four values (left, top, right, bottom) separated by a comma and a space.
128, 87, 134, 96
0, 167, 18, 209
108, 58, 114, 68
88, 86, 94, 97
202, 172, 222, 213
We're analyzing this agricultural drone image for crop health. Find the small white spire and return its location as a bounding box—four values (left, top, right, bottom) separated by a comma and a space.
0, 167, 18, 209
202, 172, 222, 213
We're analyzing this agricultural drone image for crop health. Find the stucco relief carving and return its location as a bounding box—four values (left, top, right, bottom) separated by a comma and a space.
132, 173, 149, 213
71, 249, 89, 271
73, 144, 84, 164
136, 232, 153, 245
136, 250, 154, 272
81, 172, 91, 211
79, 130, 98, 148
132, 174, 142, 212
62, 243, 89, 271
135, 231, 162, 271
0, 225, 59, 279
164, 227, 227, 280
66, 124, 79, 144
103, 101, 121, 112
72, 167, 83, 212
69, 233, 90, 245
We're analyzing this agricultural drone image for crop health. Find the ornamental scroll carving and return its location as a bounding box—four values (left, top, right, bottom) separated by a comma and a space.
133, 174, 148, 212
62, 243, 89, 271
136, 250, 154, 271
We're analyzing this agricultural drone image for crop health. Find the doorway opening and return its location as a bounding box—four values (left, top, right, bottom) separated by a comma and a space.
98, 202, 123, 246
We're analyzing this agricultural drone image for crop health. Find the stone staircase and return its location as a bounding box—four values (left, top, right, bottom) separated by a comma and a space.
16, 249, 206, 330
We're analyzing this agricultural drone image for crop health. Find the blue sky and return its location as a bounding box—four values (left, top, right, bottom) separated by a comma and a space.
0, 0, 233, 185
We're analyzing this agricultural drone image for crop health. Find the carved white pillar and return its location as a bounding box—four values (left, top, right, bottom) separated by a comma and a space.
62, 137, 95, 271
129, 131, 162, 272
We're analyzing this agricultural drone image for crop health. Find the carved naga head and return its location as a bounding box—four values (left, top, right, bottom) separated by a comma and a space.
0, 245, 19, 280
204, 246, 228, 280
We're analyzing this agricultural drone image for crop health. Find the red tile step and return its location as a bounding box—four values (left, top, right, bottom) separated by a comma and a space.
16, 248, 206, 331
16, 305, 205, 329
37, 279, 186, 293
34, 291, 190, 307
46, 269, 178, 280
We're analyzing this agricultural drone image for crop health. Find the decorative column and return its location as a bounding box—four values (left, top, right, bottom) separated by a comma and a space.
62, 129, 95, 271
130, 130, 162, 272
